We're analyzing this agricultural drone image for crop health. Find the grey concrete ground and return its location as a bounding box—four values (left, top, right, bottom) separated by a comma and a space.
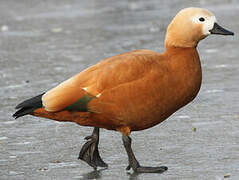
0, 0, 238, 179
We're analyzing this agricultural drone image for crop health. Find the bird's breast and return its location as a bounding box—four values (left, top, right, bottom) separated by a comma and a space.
88, 48, 202, 131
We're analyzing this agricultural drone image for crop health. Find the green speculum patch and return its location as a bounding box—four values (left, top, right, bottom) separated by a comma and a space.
64, 94, 95, 112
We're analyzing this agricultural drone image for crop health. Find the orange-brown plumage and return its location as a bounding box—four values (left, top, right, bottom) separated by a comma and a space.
13, 7, 233, 172
33, 47, 202, 134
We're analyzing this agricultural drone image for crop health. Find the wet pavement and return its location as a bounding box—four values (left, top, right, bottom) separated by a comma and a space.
0, 0, 239, 179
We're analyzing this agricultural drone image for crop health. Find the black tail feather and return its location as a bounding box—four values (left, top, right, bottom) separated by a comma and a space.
13, 93, 45, 119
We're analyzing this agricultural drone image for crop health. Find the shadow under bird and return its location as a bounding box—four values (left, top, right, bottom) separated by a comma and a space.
13, 7, 234, 173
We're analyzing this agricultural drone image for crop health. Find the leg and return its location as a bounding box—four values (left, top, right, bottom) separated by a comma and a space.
78, 127, 108, 170
122, 135, 168, 173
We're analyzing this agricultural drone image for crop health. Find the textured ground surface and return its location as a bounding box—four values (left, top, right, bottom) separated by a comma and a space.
0, 0, 239, 180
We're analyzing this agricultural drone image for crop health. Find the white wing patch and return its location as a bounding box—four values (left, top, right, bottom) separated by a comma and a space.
96, 93, 101, 98
82, 87, 88, 91
82, 87, 101, 98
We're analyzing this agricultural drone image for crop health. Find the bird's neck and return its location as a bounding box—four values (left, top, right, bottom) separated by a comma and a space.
163, 45, 198, 56
164, 37, 198, 48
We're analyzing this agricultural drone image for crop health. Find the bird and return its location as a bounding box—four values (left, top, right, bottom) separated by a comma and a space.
13, 7, 234, 173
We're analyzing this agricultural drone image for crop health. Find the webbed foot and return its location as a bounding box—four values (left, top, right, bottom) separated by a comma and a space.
78, 127, 108, 170
123, 135, 167, 173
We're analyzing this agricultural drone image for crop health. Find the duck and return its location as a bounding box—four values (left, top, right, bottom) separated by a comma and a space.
13, 7, 234, 173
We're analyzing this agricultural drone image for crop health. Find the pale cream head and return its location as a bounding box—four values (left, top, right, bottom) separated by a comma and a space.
165, 7, 217, 48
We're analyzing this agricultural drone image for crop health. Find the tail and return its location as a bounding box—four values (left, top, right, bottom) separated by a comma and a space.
13, 93, 45, 119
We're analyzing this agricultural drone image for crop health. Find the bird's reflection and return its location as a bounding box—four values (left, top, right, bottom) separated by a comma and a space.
127, 172, 140, 180
127, 170, 166, 180
78, 168, 107, 180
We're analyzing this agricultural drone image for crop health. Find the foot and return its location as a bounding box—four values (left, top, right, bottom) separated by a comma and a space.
78, 127, 108, 170
126, 164, 168, 173
122, 135, 167, 173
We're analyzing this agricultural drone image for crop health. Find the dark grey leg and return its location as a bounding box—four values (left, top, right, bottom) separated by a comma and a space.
78, 127, 108, 170
122, 135, 168, 173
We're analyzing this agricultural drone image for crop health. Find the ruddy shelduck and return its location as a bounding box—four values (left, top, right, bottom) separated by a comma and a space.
13, 7, 234, 173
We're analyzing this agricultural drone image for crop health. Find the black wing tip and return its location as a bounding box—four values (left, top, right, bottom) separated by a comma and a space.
13, 92, 45, 119
13, 107, 27, 119
12, 112, 22, 119
12, 107, 33, 119
15, 92, 45, 110
12, 110, 24, 118
12, 113, 20, 119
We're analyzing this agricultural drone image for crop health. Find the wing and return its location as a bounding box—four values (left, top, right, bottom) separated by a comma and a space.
42, 49, 162, 112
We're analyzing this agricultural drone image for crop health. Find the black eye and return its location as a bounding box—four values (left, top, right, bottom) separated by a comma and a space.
199, 17, 205, 22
